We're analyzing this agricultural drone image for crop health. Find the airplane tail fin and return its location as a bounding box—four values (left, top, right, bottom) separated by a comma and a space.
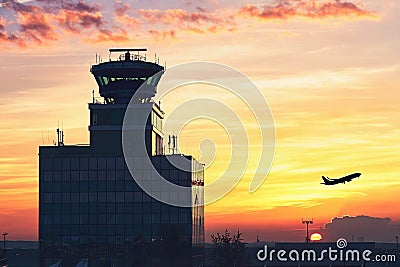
322, 176, 330, 184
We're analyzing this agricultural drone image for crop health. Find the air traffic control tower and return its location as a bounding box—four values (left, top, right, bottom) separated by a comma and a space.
39, 49, 204, 267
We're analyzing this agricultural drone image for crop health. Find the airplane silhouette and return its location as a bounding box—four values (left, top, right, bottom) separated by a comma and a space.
321, 172, 361, 185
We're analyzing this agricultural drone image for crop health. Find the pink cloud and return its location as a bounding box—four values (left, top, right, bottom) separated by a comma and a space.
0, 0, 378, 49
55, 10, 104, 33
15, 5, 57, 45
114, 1, 132, 17
86, 28, 130, 43
239, 0, 378, 20
148, 28, 177, 40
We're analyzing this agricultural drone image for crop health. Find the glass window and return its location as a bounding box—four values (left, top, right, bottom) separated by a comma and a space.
42, 182, 52, 193
133, 204, 142, 214
133, 213, 142, 224
124, 192, 133, 202
53, 193, 62, 203
89, 170, 97, 180
107, 214, 115, 224
42, 158, 53, 171
96, 76, 104, 86
80, 214, 88, 224
98, 192, 106, 202
71, 171, 79, 181
71, 158, 79, 170
71, 193, 79, 203
80, 193, 88, 202
151, 214, 160, 224
115, 170, 124, 181
89, 192, 97, 202
62, 158, 70, 171
124, 180, 134, 191
106, 157, 115, 169
107, 170, 115, 180
43, 171, 52, 182
97, 181, 107, 191
98, 202, 107, 212
42, 193, 53, 203
98, 171, 106, 180
116, 181, 125, 191
89, 158, 97, 170
116, 202, 125, 213
106, 181, 116, 191
53, 171, 61, 181
98, 214, 107, 224
116, 192, 124, 202
107, 203, 115, 213
134, 192, 142, 202
89, 214, 97, 225
89, 182, 98, 192
116, 214, 124, 225
79, 171, 88, 181
98, 158, 107, 170
62, 192, 70, 202
102, 76, 109, 85
116, 157, 125, 170
61, 182, 70, 192
125, 214, 134, 224
80, 158, 89, 170
80, 181, 89, 192
53, 158, 61, 170
107, 192, 115, 202
125, 203, 134, 213
62, 171, 70, 182
88, 203, 97, 213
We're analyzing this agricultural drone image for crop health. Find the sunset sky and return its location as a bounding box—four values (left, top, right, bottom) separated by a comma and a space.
0, 0, 399, 242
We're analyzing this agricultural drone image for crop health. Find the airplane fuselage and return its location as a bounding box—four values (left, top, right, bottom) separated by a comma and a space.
321, 172, 361, 185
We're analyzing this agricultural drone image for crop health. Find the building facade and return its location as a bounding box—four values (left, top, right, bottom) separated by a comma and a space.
39, 49, 204, 267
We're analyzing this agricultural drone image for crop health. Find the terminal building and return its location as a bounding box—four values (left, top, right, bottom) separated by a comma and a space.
38, 49, 204, 267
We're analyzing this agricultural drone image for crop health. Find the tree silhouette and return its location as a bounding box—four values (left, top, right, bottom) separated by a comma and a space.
211, 229, 245, 267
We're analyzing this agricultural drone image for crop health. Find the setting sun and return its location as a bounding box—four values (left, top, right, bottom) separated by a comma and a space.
310, 233, 323, 241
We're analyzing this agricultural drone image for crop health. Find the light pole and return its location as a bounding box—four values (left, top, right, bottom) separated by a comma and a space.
396, 236, 398, 258
2, 233, 7, 250
302, 219, 313, 243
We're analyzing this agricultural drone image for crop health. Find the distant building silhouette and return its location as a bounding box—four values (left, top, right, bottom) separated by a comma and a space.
39, 49, 204, 267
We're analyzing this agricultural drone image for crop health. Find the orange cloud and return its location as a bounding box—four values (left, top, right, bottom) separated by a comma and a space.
137, 8, 236, 37
55, 10, 104, 33
86, 28, 130, 43
13, 4, 57, 45
114, 0, 132, 17
0, 0, 378, 49
138, 8, 229, 25
239, 0, 378, 20
148, 28, 177, 40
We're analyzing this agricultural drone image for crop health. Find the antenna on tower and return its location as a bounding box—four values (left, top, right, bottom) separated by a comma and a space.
168, 134, 178, 154
56, 122, 65, 146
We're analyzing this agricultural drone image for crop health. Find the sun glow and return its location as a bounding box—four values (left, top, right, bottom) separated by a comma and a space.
310, 233, 323, 241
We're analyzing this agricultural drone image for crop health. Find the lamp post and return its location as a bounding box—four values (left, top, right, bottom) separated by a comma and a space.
302, 219, 313, 243
2, 233, 7, 250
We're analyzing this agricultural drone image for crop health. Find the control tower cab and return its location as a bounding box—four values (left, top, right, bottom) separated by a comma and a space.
89, 48, 165, 155
91, 48, 164, 104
